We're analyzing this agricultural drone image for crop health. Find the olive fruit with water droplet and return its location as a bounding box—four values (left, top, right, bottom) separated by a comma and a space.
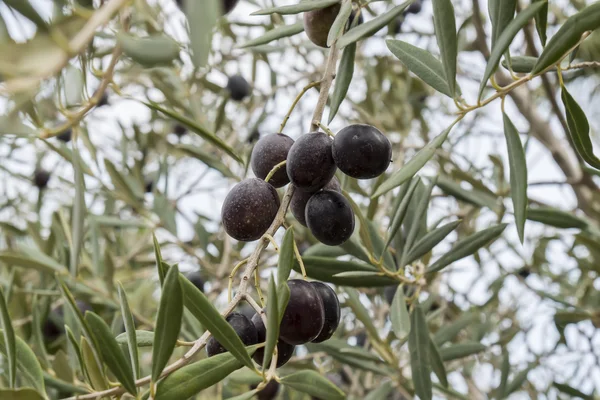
221, 178, 280, 241
305, 190, 355, 246
251, 133, 294, 188
286, 132, 337, 193
290, 177, 340, 226
279, 279, 325, 345
332, 124, 391, 179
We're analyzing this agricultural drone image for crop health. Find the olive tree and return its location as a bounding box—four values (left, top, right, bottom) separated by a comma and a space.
0, 0, 599, 399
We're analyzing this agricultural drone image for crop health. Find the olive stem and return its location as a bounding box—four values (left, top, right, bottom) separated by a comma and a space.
310, 42, 339, 132
312, 120, 335, 137
279, 81, 322, 133
264, 160, 287, 185
292, 240, 307, 278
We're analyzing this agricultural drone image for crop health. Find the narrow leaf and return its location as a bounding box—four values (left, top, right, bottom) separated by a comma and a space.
117, 33, 180, 66
70, 140, 86, 276
409, 305, 432, 400
0, 333, 44, 392
337, 2, 411, 49
293, 257, 397, 287
84, 312, 136, 395
533, 0, 548, 46
372, 123, 457, 198
345, 288, 379, 339
185, 0, 219, 68
526, 207, 588, 229
0, 288, 16, 387
427, 224, 507, 273
429, 338, 448, 388
240, 22, 304, 48
0, 388, 45, 400
489, 0, 517, 50
365, 381, 393, 400
152, 265, 184, 382
116, 330, 155, 347
433, 313, 478, 345
406, 220, 462, 265
561, 85, 600, 170
152, 234, 166, 285
478, 1, 547, 100
327, 0, 353, 47
502, 113, 528, 243
432, 0, 458, 96
328, 42, 356, 123
263, 275, 279, 368
552, 382, 593, 400
390, 285, 411, 340
118, 284, 140, 380
179, 274, 255, 369
384, 178, 420, 252
532, 2, 600, 74
501, 56, 539, 73
143, 102, 242, 163
252, 0, 339, 15
439, 342, 486, 361
280, 370, 345, 400
80, 337, 108, 390
386, 40, 452, 97
155, 351, 245, 399
278, 229, 295, 284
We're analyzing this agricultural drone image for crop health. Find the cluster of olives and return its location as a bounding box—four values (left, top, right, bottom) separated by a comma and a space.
222, 125, 391, 246
206, 279, 340, 369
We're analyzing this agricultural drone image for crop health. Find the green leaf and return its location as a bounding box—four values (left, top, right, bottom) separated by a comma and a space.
278, 229, 295, 284
263, 275, 279, 368
505, 366, 533, 396
155, 352, 244, 399
118, 284, 140, 380
0, 388, 45, 400
174, 144, 237, 179
406, 220, 462, 265
337, 2, 411, 49
65, 326, 86, 382
117, 33, 180, 66
280, 370, 345, 400
327, 0, 353, 46
502, 113, 528, 243
498, 349, 510, 397
143, 101, 242, 163
153, 192, 177, 236
429, 338, 448, 388
433, 313, 478, 346
386, 40, 452, 97
43, 373, 89, 395
428, 224, 507, 273
0, 331, 44, 392
478, 1, 546, 100
85, 312, 136, 395
400, 177, 436, 267
561, 85, 600, 170
252, 0, 339, 15
0, 288, 16, 387
501, 55, 540, 73
293, 257, 397, 287
70, 140, 86, 276
390, 285, 411, 340
439, 342, 486, 361
532, 2, 600, 75
552, 382, 593, 400
240, 22, 304, 48
179, 273, 255, 370
488, 0, 517, 50
51, 350, 73, 383
526, 207, 588, 229
372, 122, 458, 198
152, 234, 166, 285
227, 390, 259, 400
328, 42, 356, 123
152, 265, 184, 382
0, 247, 66, 274
185, 0, 219, 68
345, 288, 379, 339
409, 305, 432, 400
104, 159, 143, 209
307, 340, 391, 375
432, 0, 458, 96
80, 336, 107, 390
116, 330, 155, 347
384, 178, 420, 253
533, 0, 548, 46
365, 381, 394, 400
